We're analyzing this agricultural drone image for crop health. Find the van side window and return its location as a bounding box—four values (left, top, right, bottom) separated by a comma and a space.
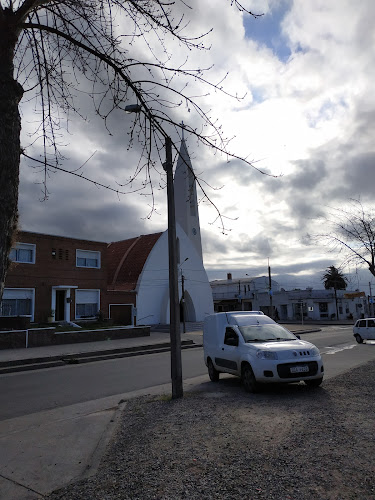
368, 319, 375, 328
224, 328, 239, 346
358, 320, 366, 328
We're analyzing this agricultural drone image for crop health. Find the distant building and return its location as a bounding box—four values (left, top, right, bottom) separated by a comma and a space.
210, 273, 280, 313
1, 137, 213, 326
210, 274, 367, 321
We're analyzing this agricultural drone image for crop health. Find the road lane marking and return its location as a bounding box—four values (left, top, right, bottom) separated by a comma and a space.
321, 343, 357, 355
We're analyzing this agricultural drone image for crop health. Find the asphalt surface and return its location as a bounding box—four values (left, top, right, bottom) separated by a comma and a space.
0, 323, 322, 499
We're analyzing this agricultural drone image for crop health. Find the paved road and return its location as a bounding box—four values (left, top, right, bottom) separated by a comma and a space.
0, 348, 205, 421
1, 325, 374, 421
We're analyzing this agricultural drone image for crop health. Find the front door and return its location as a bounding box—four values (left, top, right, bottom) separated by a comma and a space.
55, 290, 66, 321
215, 327, 240, 374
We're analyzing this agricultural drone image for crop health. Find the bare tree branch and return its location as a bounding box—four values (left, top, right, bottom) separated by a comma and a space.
314, 200, 375, 278
0, 0, 268, 300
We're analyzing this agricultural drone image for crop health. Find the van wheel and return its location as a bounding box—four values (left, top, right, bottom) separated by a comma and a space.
304, 377, 323, 388
242, 364, 259, 393
355, 334, 363, 344
208, 359, 219, 382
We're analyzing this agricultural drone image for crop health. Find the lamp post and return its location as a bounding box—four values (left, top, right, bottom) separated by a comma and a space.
125, 105, 183, 398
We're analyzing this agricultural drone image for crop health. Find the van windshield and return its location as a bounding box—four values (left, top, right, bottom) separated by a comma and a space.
239, 324, 297, 342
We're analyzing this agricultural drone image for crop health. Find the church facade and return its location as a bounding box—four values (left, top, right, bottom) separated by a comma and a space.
1, 138, 214, 325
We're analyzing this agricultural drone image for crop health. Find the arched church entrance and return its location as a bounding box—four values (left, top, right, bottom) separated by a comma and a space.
180, 290, 196, 322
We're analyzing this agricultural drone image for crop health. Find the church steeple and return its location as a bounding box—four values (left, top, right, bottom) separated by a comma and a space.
173, 135, 203, 261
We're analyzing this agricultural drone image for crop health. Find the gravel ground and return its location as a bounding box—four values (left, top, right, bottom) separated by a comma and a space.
48, 361, 375, 500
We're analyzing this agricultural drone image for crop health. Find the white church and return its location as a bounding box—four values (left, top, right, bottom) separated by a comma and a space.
106, 134, 214, 325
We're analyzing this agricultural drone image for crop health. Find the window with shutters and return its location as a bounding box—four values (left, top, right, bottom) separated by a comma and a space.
75, 289, 100, 318
9, 243, 36, 264
76, 249, 101, 268
0, 289, 34, 319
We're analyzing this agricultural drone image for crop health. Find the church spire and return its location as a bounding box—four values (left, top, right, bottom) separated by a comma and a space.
173, 134, 203, 261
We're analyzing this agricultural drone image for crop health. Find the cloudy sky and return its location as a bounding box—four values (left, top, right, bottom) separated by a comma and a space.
18, 0, 375, 292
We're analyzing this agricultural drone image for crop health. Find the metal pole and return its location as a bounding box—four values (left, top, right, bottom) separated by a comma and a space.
268, 261, 273, 318
164, 136, 183, 398
369, 282, 373, 317
124, 105, 183, 398
334, 287, 339, 320
181, 274, 186, 333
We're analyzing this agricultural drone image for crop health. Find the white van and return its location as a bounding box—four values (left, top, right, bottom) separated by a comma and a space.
203, 311, 324, 392
353, 318, 375, 343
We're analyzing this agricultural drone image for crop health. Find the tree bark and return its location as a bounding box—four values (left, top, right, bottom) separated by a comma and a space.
0, 11, 23, 300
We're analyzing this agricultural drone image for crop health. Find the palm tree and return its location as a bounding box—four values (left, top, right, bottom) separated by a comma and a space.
322, 266, 348, 290
322, 266, 348, 320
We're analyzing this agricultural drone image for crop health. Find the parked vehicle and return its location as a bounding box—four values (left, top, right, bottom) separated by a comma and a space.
203, 311, 324, 392
353, 318, 375, 343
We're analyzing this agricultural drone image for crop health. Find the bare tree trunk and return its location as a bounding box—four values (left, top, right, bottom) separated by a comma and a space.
0, 14, 23, 301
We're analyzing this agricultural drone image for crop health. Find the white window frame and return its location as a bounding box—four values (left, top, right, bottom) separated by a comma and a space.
9, 243, 36, 264
76, 249, 101, 269
0, 288, 35, 321
75, 289, 100, 319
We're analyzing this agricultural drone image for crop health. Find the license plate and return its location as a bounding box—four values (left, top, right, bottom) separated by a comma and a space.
290, 365, 309, 373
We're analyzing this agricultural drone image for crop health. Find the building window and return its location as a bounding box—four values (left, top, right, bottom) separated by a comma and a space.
0, 289, 34, 320
9, 243, 36, 264
76, 249, 101, 269
0, 299, 31, 316
319, 302, 328, 318
75, 290, 100, 319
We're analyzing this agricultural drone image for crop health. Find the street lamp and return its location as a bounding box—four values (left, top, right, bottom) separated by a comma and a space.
125, 104, 183, 398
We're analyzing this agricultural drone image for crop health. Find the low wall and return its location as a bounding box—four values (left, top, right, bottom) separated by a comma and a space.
0, 316, 31, 330
0, 326, 150, 349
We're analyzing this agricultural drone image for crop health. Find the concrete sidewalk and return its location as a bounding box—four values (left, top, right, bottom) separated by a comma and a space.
0, 323, 320, 499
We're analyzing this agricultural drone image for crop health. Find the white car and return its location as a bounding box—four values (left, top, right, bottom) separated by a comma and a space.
203, 311, 324, 392
353, 318, 375, 343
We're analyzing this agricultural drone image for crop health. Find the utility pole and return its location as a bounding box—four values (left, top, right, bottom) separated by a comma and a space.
164, 136, 183, 399
125, 105, 183, 399
369, 282, 373, 317
181, 273, 186, 333
268, 259, 273, 318
334, 287, 339, 320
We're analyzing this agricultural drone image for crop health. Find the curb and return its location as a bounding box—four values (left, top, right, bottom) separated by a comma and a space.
0, 340, 203, 375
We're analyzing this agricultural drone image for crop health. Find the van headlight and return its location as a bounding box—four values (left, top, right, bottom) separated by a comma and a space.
310, 347, 320, 357
256, 350, 278, 360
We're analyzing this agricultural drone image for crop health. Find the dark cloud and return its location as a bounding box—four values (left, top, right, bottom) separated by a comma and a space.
201, 229, 230, 256
18, 158, 167, 243
202, 157, 271, 187
342, 152, 375, 199
233, 233, 275, 257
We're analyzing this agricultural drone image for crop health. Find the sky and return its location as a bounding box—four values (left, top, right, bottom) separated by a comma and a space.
17, 0, 375, 293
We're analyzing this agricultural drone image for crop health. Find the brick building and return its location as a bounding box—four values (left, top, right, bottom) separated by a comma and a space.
2, 231, 113, 323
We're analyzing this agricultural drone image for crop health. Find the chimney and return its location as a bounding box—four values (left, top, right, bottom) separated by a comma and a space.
227, 273, 232, 281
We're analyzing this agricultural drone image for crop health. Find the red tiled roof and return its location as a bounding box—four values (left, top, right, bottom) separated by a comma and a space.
107, 232, 163, 291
